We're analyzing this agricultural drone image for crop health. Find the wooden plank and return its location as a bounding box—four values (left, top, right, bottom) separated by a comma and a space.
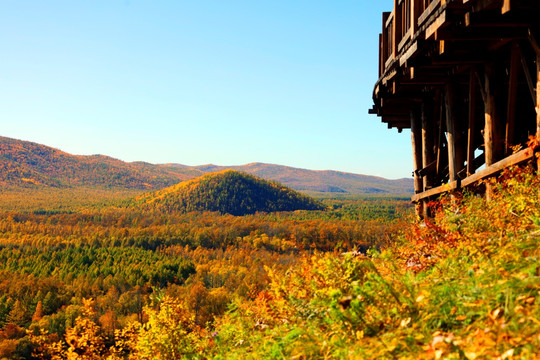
398, 28, 413, 52
411, 181, 458, 202
417, 159, 437, 177
412, 147, 536, 202
425, 10, 446, 40
461, 147, 535, 187
418, 0, 442, 27
467, 69, 477, 176
505, 41, 519, 152
399, 40, 419, 66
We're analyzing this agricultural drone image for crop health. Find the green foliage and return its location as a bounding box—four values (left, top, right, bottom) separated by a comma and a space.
0, 246, 195, 288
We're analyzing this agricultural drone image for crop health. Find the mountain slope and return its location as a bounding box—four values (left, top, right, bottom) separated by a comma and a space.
137, 170, 326, 215
0, 136, 202, 189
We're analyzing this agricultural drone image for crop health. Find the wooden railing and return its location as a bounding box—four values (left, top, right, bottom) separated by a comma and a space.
378, 0, 443, 77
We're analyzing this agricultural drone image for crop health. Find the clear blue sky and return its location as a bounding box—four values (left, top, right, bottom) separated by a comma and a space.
0, 1, 412, 179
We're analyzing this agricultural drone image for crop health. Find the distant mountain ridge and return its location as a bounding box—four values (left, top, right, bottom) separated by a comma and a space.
137, 170, 326, 215
165, 163, 413, 195
0, 136, 413, 194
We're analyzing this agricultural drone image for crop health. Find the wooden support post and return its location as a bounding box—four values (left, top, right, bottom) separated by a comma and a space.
436, 93, 446, 180
484, 62, 505, 167
506, 42, 520, 153
422, 99, 435, 190
527, 28, 540, 169
536, 51, 540, 172
445, 82, 465, 182
410, 108, 423, 218
421, 98, 435, 218
536, 51, 540, 138
467, 69, 477, 176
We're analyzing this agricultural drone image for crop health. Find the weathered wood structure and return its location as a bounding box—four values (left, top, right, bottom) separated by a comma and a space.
370, 0, 540, 217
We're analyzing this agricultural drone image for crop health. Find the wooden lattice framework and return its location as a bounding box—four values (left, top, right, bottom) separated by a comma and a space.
370, 0, 540, 217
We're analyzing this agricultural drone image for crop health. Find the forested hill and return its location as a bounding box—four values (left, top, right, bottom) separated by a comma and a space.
136, 170, 326, 215
178, 162, 414, 194
0, 136, 201, 189
0, 136, 412, 194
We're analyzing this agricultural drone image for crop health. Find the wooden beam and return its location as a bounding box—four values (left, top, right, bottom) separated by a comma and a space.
518, 44, 537, 106
467, 69, 477, 176
506, 41, 520, 152
473, 69, 487, 104
461, 147, 535, 188
529, 28, 540, 56
411, 181, 458, 202
502, 0, 511, 14
436, 26, 529, 42
418, 0, 442, 27
412, 146, 536, 202
416, 159, 437, 178
426, 10, 447, 40
399, 41, 419, 66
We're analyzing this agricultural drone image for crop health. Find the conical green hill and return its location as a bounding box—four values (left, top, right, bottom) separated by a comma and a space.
137, 170, 326, 215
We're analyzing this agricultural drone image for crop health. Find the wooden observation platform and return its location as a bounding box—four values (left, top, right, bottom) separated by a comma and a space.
370, 0, 540, 217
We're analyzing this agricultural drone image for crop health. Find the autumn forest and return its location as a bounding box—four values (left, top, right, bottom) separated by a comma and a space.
0, 137, 538, 358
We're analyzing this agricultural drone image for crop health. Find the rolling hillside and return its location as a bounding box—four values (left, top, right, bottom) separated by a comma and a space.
136, 170, 326, 215
0, 136, 201, 189
0, 136, 413, 197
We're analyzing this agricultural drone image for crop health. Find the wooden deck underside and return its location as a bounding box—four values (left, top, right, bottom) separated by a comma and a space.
371, 0, 540, 216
